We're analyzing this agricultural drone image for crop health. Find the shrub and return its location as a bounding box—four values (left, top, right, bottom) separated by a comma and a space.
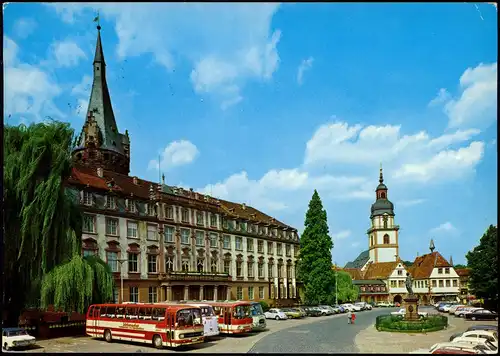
375, 314, 448, 333
259, 301, 270, 312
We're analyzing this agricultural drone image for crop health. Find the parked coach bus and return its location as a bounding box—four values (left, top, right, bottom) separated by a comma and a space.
250, 302, 267, 331
86, 303, 204, 348
203, 301, 253, 334
169, 302, 219, 338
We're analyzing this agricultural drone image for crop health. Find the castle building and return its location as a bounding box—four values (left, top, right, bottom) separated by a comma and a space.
68, 25, 301, 306
340, 168, 460, 305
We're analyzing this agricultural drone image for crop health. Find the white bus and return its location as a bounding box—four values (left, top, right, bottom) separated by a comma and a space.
250, 302, 267, 331
167, 302, 219, 337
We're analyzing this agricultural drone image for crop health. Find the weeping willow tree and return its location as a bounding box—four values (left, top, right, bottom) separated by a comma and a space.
3, 121, 114, 325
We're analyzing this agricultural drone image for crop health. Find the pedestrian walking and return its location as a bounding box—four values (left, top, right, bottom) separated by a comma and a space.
347, 310, 352, 324
351, 312, 356, 325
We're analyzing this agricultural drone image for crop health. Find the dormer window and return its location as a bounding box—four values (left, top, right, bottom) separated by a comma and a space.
105, 195, 116, 209
81, 191, 93, 206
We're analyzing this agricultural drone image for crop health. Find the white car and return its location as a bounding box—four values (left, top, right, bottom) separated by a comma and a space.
2, 328, 36, 351
459, 330, 498, 346
449, 305, 464, 314
457, 307, 483, 318
452, 337, 498, 353
264, 308, 288, 320
317, 306, 334, 315
442, 305, 453, 312
429, 342, 489, 354
341, 303, 359, 312
390, 308, 428, 318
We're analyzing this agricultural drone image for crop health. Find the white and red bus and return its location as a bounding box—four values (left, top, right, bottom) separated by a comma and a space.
168, 302, 219, 337
203, 301, 253, 334
85, 303, 204, 348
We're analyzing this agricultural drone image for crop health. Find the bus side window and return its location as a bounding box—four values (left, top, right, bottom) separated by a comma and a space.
152, 308, 159, 321
143, 307, 152, 320
126, 307, 138, 319
100, 307, 107, 317
138, 307, 146, 320
116, 307, 125, 319
157, 308, 166, 321
107, 306, 116, 318
88, 306, 94, 317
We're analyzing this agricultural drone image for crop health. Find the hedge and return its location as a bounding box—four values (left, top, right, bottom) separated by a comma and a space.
375, 314, 448, 332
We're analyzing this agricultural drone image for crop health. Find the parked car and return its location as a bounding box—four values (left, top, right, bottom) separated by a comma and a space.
2, 328, 36, 351
264, 308, 288, 320
355, 302, 371, 311
318, 305, 334, 315
452, 337, 498, 353
450, 305, 466, 314
303, 307, 322, 317
457, 330, 498, 346
333, 304, 346, 313
342, 303, 361, 311
377, 302, 390, 307
295, 307, 307, 318
465, 309, 499, 321
282, 308, 302, 319
391, 308, 428, 319
429, 342, 488, 354
456, 307, 483, 318
467, 325, 498, 333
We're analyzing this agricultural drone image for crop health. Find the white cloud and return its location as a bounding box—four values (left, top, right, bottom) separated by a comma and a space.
297, 56, 314, 85
332, 230, 351, 241
429, 62, 497, 130
351, 242, 361, 248
430, 222, 459, 235
398, 199, 426, 207
47, 3, 282, 108
149, 140, 199, 171
428, 88, 451, 107
51, 40, 87, 67
70, 75, 92, 117
13, 18, 37, 39
3, 37, 63, 121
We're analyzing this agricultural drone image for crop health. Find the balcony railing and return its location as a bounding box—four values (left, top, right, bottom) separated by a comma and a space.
158, 271, 232, 282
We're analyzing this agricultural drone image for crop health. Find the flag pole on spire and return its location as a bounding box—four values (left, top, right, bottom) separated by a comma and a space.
93, 10, 100, 28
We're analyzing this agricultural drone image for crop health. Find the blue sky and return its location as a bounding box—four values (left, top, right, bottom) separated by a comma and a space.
4, 3, 497, 267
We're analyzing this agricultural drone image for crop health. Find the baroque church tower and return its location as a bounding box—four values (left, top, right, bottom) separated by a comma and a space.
72, 25, 130, 175
367, 165, 400, 263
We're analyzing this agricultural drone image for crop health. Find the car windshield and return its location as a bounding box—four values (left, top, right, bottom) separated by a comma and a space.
176, 308, 202, 327
251, 303, 264, 316
233, 305, 251, 319
484, 341, 496, 351
200, 306, 215, 317
6, 329, 27, 337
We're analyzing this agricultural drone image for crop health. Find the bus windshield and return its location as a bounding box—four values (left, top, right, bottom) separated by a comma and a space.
176, 308, 202, 327
233, 305, 251, 319
200, 306, 215, 317
251, 303, 264, 316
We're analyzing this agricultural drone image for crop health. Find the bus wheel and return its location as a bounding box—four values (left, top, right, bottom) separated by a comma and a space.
3, 343, 9, 351
153, 335, 163, 349
104, 329, 112, 343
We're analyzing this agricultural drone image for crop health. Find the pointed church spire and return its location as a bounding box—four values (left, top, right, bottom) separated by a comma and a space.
429, 239, 435, 253
449, 255, 454, 266
93, 24, 105, 66
379, 162, 384, 184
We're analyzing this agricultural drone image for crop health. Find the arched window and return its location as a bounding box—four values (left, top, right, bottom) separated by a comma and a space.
381, 192, 386, 199
383, 234, 390, 244
182, 260, 189, 272
383, 216, 388, 229
165, 257, 174, 273
197, 259, 204, 273
370, 236, 374, 246
211, 259, 218, 273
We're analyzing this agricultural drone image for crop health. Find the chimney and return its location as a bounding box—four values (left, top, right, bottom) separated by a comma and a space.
242, 203, 246, 210
97, 167, 103, 177
133, 177, 138, 185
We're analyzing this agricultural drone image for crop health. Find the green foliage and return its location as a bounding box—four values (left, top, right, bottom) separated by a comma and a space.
466, 225, 498, 302
375, 314, 448, 332
335, 271, 359, 303
403, 260, 413, 267
453, 264, 467, 269
259, 301, 270, 312
3, 122, 114, 322
298, 190, 336, 305
41, 255, 114, 313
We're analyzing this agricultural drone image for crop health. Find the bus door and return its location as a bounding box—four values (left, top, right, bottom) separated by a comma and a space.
166, 310, 173, 347
223, 307, 231, 333
92, 306, 100, 330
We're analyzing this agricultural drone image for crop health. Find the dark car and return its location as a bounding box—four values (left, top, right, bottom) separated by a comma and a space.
303, 307, 322, 317
467, 325, 498, 332
465, 309, 498, 321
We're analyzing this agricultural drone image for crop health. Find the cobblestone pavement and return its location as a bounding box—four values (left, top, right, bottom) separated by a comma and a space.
249, 308, 394, 353
355, 307, 498, 353
15, 312, 356, 353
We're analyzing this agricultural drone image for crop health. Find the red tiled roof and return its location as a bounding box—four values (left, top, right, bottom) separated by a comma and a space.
342, 268, 363, 280
455, 268, 471, 277
67, 165, 295, 229
363, 260, 401, 279
410, 251, 451, 279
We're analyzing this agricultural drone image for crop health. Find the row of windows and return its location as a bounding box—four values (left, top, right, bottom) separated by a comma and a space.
95, 250, 297, 278
81, 191, 299, 242
387, 279, 459, 289
437, 267, 451, 274
369, 234, 392, 246
234, 286, 266, 300
83, 215, 299, 256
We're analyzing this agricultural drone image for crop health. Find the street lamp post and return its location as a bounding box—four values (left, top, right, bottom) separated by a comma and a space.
116, 259, 127, 303
335, 261, 338, 305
